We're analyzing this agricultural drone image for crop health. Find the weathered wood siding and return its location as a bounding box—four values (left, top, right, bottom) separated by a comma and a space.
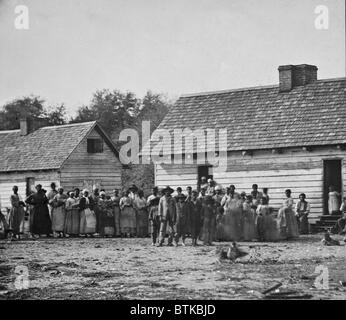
155, 146, 346, 217
0, 170, 59, 209
60, 128, 122, 192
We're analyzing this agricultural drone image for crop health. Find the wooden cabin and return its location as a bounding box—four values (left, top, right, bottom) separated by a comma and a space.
0, 120, 122, 210
143, 64, 346, 221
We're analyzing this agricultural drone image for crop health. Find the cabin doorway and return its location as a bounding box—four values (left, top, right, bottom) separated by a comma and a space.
26, 177, 35, 196
323, 160, 342, 215
197, 165, 213, 190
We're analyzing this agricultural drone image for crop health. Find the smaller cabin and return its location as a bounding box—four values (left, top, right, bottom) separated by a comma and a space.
0, 120, 122, 210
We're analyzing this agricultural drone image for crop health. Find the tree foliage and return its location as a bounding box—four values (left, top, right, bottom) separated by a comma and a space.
0, 96, 67, 130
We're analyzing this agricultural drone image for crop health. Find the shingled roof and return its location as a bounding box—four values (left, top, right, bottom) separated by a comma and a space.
142, 76, 346, 155
0, 121, 118, 172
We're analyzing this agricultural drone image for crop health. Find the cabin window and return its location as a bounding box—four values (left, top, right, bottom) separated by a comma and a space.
87, 138, 103, 153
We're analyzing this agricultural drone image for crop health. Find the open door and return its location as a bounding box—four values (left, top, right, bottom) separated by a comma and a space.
323, 160, 342, 215
198, 165, 213, 190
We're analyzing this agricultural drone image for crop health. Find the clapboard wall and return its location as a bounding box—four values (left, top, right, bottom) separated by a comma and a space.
0, 170, 59, 209
60, 128, 122, 193
155, 146, 346, 218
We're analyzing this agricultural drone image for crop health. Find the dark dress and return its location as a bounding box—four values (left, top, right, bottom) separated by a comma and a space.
189, 198, 203, 240
25, 190, 52, 235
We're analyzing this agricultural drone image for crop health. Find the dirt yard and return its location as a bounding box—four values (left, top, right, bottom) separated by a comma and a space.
0, 234, 346, 300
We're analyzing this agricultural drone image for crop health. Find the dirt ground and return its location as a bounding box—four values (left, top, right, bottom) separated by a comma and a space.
0, 234, 346, 300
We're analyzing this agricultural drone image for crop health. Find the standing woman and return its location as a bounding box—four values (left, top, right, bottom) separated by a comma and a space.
47, 182, 58, 219
295, 193, 310, 235
25, 184, 52, 238
64, 191, 80, 237
242, 195, 256, 241
9, 186, 25, 239
256, 197, 279, 242
328, 185, 341, 215
220, 185, 242, 241
51, 187, 68, 238
79, 189, 97, 237
277, 189, 299, 240
119, 190, 136, 237
98, 192, 115, 237
111, 189, 121, 237
134, 190, 148, 237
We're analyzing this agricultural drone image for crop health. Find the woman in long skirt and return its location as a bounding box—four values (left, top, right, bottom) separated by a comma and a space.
79, 189, 97, 237
99, 192, 115, 237
134, 190, 148, 237
277, 189, 299, 240
220, 185, 242, 241
111, 189, 121, 237
25, 184, 52, 237
119, 190, 136, 237
64, 192, 80, 236
9, 186, 25, 239
51, 188, 68, 237
242, 195, 256, 241
257, 197, 279, 242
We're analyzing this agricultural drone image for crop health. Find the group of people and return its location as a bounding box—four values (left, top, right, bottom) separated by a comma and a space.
0, 178, 316, 246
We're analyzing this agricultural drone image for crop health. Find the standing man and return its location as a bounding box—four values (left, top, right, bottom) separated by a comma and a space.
158, 186, 176, 247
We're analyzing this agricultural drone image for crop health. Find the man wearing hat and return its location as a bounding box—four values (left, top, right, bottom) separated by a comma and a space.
158, 186, 176, 246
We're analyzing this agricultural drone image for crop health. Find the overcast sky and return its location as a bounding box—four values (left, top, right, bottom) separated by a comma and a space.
0, 0, 344, 115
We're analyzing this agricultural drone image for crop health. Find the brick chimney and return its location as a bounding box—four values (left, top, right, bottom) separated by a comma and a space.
19, 117, 30, 136
278, 64, 318, 92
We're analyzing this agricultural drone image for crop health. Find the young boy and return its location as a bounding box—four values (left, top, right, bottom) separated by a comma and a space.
174, 193, 188, 246
190, 190, 203, 246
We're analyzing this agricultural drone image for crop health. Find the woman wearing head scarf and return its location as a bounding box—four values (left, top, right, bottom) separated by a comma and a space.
64, 191, 80, 236
51, 187, 68, 237
119, 190, 136, 237
111, 189, 121, 237
277, 189, 299, 240
25, 184, 52, 238
213, 185, 224, 241
79, 189, 97, 237
98, 191, 115, 237
8, 186, 26, 239
133, 190, 148, 238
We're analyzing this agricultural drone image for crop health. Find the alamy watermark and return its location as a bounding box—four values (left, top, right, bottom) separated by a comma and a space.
119, 121, 228, 172
315, 5, 329, 30
14, 265, 30, 290
14, 5, 29, 30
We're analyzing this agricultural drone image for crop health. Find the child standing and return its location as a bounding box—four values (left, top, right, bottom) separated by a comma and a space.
147, 187, 160, 245
242, 195, 256, 241
174, 194, 188, 246
190, 190, 203, 246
